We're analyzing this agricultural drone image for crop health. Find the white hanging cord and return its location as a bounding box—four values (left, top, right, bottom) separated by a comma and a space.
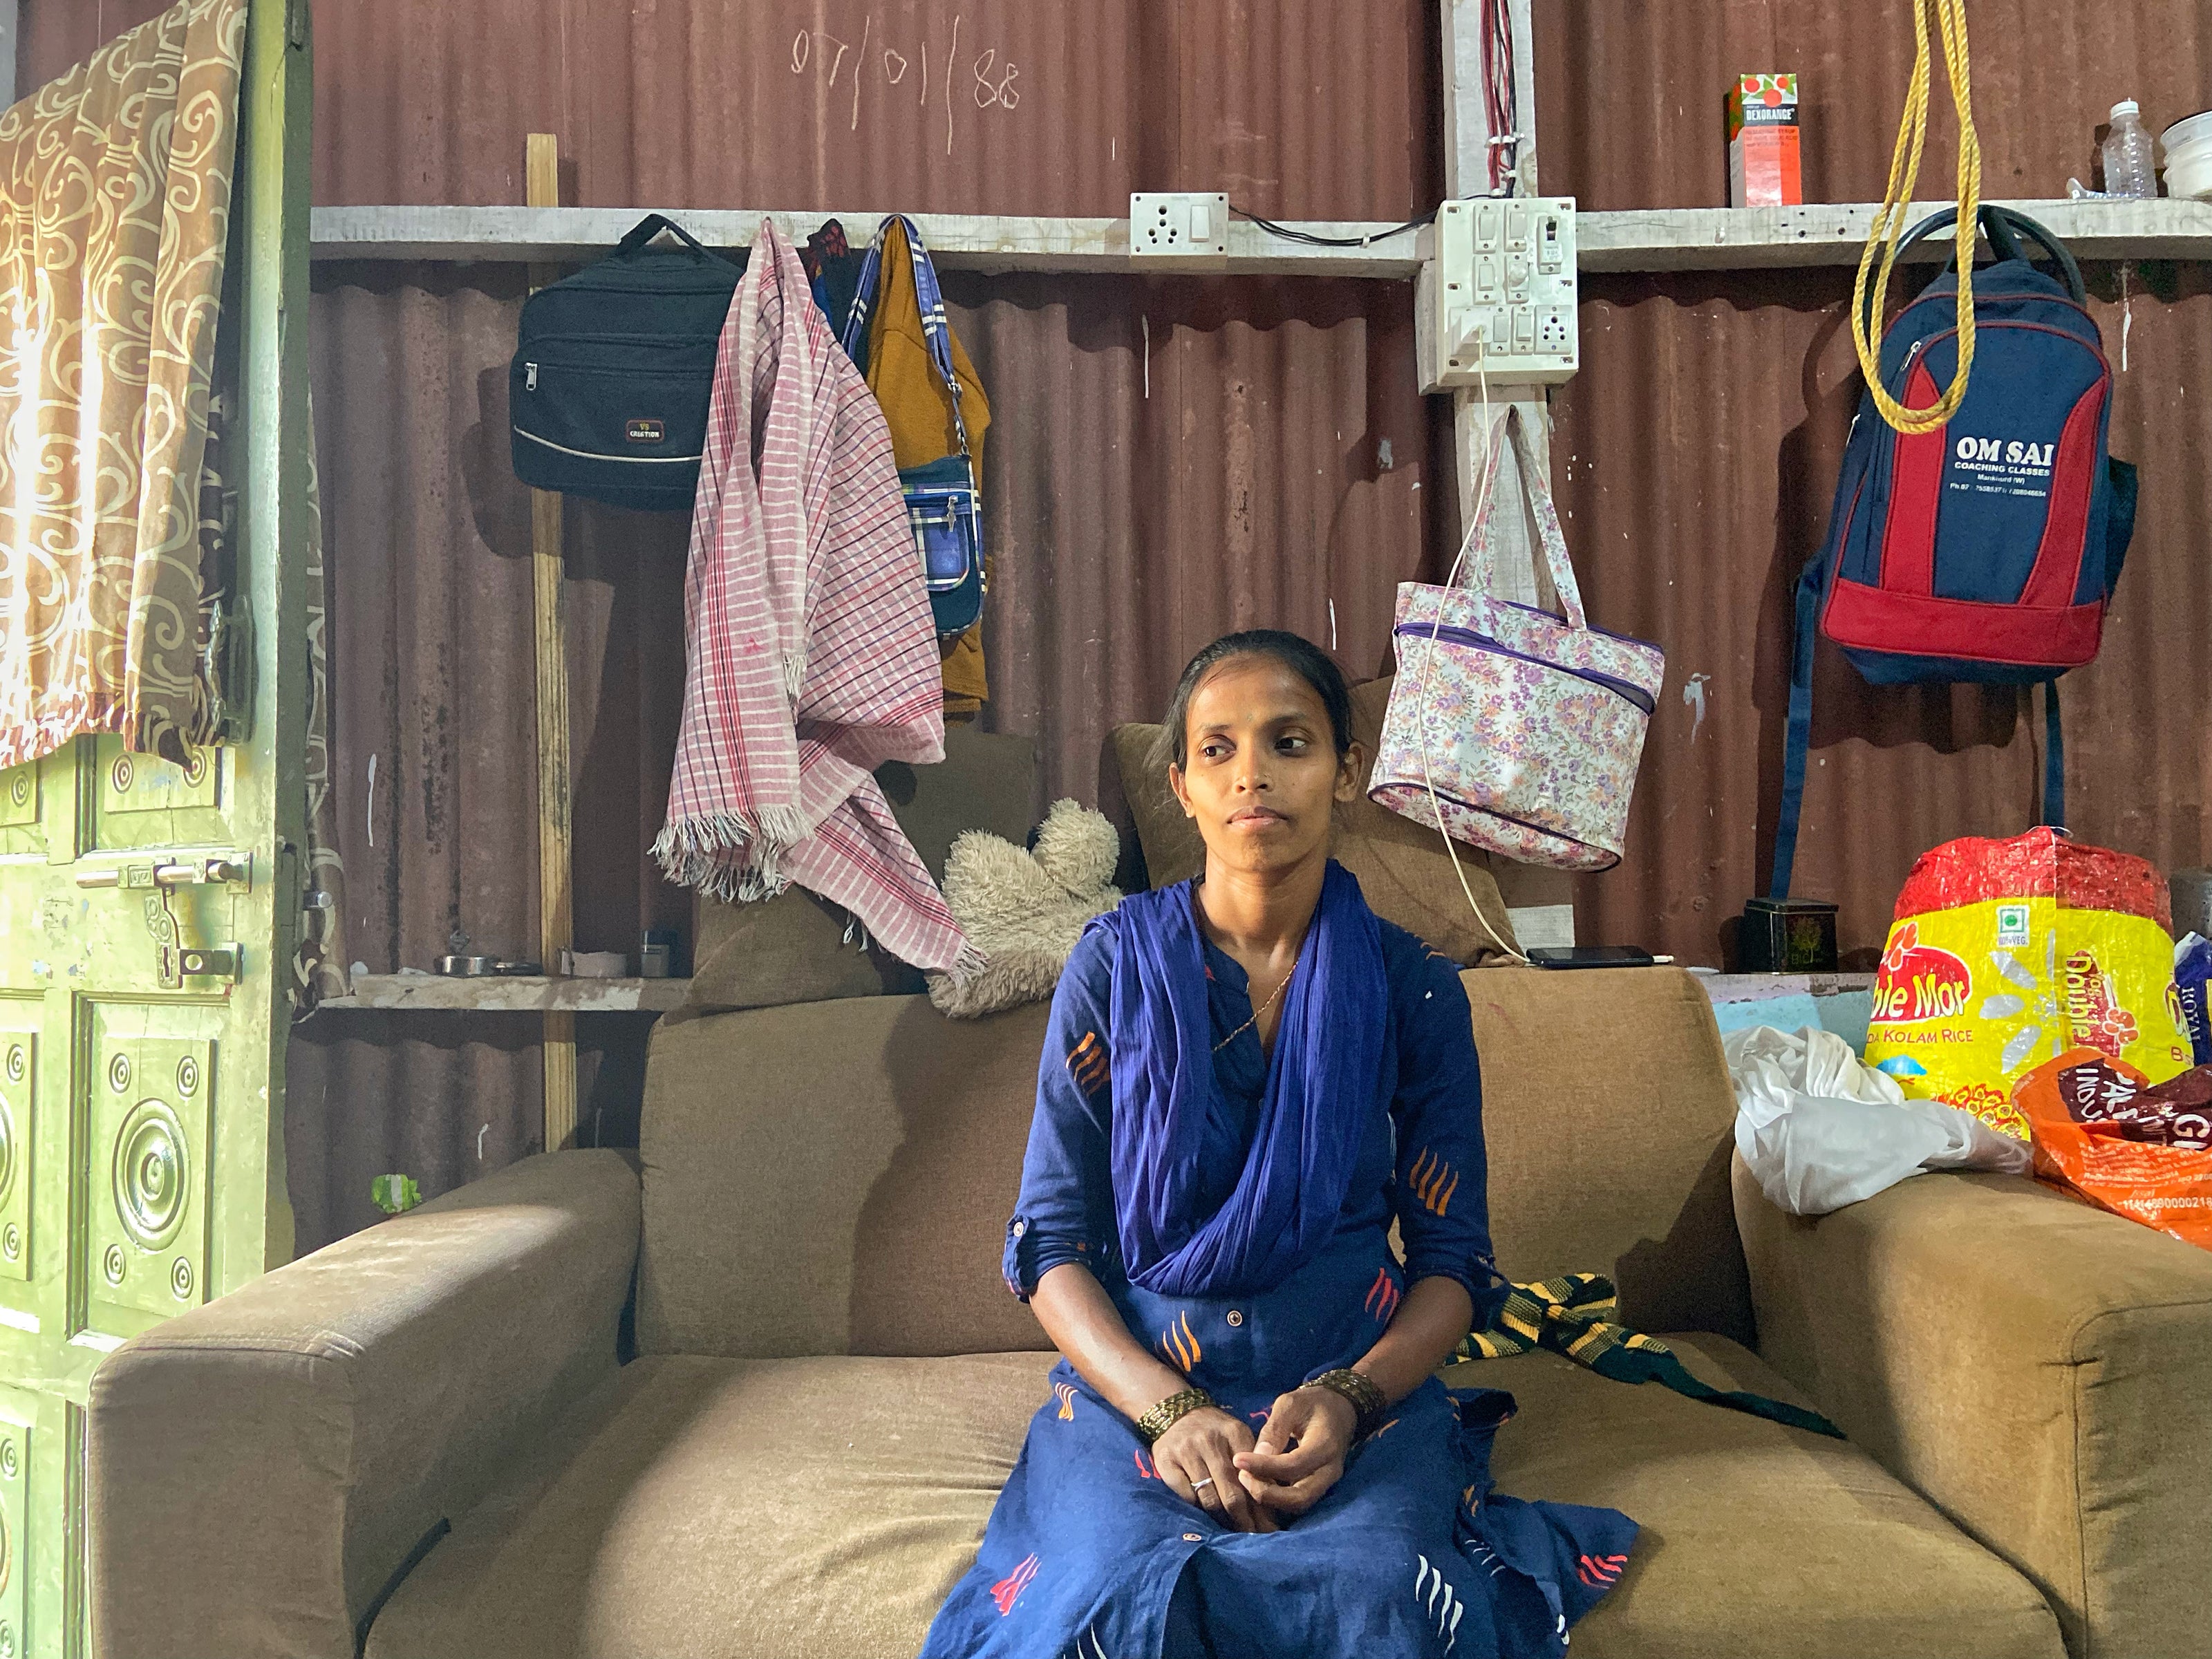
1411, 338, 1530, 966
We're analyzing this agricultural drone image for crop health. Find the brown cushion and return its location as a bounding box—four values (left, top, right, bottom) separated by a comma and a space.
1462, 1336, 2064, 1659
364, 1351, 1056, 1659
638, 994, 1056, 1360
1467, 965, 1752, 1342
875, 724, 1038, 883
643, 962, 1749, 1359
677, 726, 1038, 1017
679, 888, 924, 1017
1111, 677, 1519, 965
368, 1344, 2059, 1659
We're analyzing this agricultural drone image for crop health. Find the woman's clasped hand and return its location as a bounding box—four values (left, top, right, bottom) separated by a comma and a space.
1152, 1385, 1360, 1531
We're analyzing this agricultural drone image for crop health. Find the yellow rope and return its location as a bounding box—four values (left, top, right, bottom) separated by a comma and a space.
1850, 0, 1983, 434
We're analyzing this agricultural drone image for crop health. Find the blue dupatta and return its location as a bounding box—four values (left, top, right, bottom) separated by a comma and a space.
1105, 861, 1387, 1297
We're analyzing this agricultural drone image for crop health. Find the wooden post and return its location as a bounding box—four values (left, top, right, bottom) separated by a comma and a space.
527, 132, 577, 1152
1438, 0, 1552, 612
1435, 0, 1577, 948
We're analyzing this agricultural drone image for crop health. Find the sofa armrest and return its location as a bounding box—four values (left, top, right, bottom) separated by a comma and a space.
89, 1148, 640, 1659
1735, 1154, 2212, 1659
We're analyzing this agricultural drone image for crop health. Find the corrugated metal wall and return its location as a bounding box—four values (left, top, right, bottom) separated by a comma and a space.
21, 3, 2212, 1246
1532, 1, 2212, 208
1554, 266, 2212, 968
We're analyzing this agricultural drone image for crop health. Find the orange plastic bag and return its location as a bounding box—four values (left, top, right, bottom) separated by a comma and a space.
2014, 1048, 2212, 1250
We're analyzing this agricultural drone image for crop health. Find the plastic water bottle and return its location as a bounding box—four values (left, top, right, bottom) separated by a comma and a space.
2101, 100, 2158, 198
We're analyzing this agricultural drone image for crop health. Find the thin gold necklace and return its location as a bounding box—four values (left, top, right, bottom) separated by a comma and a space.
1214, 962, 1295, 1052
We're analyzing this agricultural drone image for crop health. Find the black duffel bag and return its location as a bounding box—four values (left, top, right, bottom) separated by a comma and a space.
509, 214, 743, 512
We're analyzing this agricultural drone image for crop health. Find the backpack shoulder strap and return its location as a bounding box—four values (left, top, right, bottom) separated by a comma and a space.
1770, 542, 1832, 900
838, 216, 974, 462
2041, 679, 2065, 831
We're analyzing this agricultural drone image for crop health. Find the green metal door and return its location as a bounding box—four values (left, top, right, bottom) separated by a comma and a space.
0, 3, 312, 1653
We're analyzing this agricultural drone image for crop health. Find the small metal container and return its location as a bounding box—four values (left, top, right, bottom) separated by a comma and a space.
1737, 897, 1839, 973
435, 955, 498, 977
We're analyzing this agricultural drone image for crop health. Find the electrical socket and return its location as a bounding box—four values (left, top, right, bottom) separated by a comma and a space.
1419, 196, 1579, 390
1130, 193, 1230, 266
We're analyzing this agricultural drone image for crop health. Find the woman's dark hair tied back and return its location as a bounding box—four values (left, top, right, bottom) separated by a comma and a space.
1154, 630, 1354, 773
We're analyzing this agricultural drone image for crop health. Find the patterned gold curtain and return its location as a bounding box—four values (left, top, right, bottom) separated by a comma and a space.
0, 0, 247, 767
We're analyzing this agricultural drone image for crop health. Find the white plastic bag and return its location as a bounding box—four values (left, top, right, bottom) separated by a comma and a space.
1725, 1024, 2031, 1217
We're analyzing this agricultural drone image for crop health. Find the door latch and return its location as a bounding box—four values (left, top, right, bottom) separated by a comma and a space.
77, 854, 250, 892
143, 892, 242, 990
177, 946, 240, 982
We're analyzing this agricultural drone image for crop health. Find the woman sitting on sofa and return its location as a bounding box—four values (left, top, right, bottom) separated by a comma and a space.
921, 631, 1635, 1659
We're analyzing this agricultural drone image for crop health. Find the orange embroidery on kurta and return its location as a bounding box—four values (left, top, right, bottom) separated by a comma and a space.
1407, 1148, 1460, 1217
1156, 1311, 1203, 1371
1067, 1031, 1110, 1094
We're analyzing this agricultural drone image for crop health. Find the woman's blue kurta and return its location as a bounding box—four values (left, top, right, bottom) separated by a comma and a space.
920, 893, 1635, 1659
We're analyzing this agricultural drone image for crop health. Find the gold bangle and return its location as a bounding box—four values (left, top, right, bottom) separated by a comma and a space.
1306, 1369, 1388, 1438
1135, 1387, 1217, 1445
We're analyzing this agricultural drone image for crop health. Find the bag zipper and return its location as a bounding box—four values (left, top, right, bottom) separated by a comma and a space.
1393, 619, 1659, 715
1887, 317, 2110, 395
512, 426, 703, 465
523, 359, 703, 381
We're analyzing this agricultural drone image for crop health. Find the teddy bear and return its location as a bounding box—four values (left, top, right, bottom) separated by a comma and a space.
928, 798, 1123, 1018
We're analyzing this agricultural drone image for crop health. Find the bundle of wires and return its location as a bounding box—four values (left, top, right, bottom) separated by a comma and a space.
1481, 0, 1518, 193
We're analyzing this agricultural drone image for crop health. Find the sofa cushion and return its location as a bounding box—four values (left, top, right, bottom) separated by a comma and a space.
639, 995, 1058, 1360
362, 1351, 1057, 1659
1458, 1335, 2064, 1659
1465, 966, 1752, 1342
676, 725, 1038, 1019
1112, 677, 1521, 966
677, 887, 925, 1018
364, 1342, 2059, 1659
639, 964, 1750, 1360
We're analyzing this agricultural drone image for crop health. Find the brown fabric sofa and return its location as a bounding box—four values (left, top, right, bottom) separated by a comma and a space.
89, 968, 2212, 1658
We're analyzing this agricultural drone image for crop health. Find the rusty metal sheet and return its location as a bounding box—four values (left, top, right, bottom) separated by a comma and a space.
30, 0, 1438, 220
285, 1012, 653, 1252
1555, 265, 2212, 967
1533, 0, 2212, 210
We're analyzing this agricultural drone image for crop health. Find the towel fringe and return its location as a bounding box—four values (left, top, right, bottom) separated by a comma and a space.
653, 804, 818, 896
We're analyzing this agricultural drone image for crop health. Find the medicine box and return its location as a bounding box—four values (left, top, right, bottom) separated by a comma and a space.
1727, 74, 1802, 207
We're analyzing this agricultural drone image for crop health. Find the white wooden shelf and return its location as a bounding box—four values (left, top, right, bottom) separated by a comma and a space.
326, 973, 691, 1013
1696, 971, 1877, 1000
1578, 198, 2212, 272
310, 205, 1426, 278
310, 198, 2212, 278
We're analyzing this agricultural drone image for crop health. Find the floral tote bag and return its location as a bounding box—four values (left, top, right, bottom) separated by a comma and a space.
1370, 408, 1666, 872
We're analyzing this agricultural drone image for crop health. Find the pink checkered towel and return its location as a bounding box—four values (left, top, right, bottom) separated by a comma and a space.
653, 218, 979, 978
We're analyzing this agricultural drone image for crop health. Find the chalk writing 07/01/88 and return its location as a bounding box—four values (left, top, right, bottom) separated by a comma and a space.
791, 15, 1021, 148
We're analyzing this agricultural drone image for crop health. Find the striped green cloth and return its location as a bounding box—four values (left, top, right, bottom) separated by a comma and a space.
1459, 1273, 1844, 1440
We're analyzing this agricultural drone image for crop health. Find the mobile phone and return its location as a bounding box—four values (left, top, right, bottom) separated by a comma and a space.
1527, 946, 1658, 970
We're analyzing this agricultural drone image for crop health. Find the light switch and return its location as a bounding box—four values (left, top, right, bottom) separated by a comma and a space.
1189, 202, 1211, 241
1421, 194, 1576, 391
1537, 214, 1563, 272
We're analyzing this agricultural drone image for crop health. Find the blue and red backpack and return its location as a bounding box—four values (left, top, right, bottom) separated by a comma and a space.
1772, 206, 2138, 897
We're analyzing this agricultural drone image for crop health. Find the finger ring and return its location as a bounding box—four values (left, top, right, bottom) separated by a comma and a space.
1191, 1477, 1215, 1492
